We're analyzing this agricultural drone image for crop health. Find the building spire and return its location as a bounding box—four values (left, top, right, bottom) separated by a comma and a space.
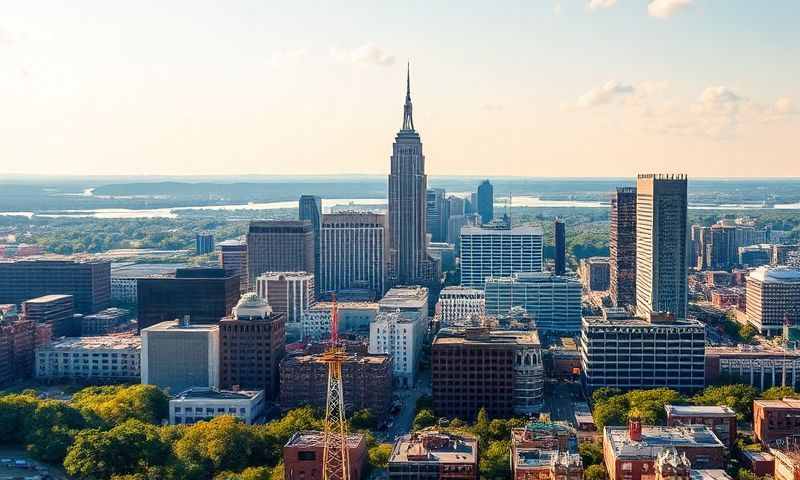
402, 62, 414, 131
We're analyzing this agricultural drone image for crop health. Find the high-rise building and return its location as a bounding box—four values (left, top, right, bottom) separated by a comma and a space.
369, 310, 424, 388
299, 195, 323, 295
554, 219, 566, 275
0, 257, 110, 314
738, 244, 772, 268
426, 188, 448, 242
196, 232, 215, 255
432, 327, 543, 419
579, 257, 611, 292
460, 224, 544, 289
217, 239, 248, 292
447, 213, 480, 252
484, 273, 582, 333
387, 66, 438, 286
477, 180, 494, 225
219, 293, 285, 399
319, 212, 386, 298
610, 187, 637, 308
436, 287, 485, 327
141, 318, 220, 394
255, 272, 314, 336
246, 220, 314, 287
746, 266, 800, 336
635, 174, 688, 319
22, 294, 75, 338
137, 267, 240, 331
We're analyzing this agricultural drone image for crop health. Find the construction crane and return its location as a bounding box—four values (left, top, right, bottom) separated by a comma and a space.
321, 294, 350, 480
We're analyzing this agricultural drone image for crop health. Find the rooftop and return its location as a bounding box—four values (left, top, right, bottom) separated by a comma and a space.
283, 352, 391, 366
172, 387, 262, 401
45, 334, 141, 351
582, 314, 704, 329
23, 294, 73, 304
84, 307, 130, 320
309, 301, 379, 311
390, 430, 477, 464
285, 430, 364, 449
111, 262, 186, 278
460, 224, 543, 235
141, 319, 219, 333
434, 328, 541, 347
706, 344, 800, 357
379, 286, 429, 308
691, 470, 734, 480
754, 398, 800, 409
665, 405, 737, 417
256, 271, 313, 280
605, 425, 725, 459
749, 266, 800, 283
486, 272, 580, 285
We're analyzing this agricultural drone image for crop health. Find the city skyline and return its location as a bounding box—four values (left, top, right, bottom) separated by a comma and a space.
1, 1, 798, 177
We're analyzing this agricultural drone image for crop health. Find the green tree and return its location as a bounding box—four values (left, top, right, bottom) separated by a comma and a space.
579, 442, 604, 467
415, 394, 433, 414
760, 386, 799, 400
214, 466, 273, 480
0, 393, 40, 444
368, 444, 392, 470
174, 416, 256, 477
591, 387, 622, 405
252, 406, 321, 466
270, 463, 284, 480
738, 324, 757, 343
479, 440, 511, 480
349, 409, 376, 430
412, 409, 436, 431
72, 384, 169, 427
585, 464, 607, 480
692, 384, 758, 420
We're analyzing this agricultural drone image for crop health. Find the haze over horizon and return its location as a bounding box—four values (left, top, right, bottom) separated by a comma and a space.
2, 1, 798, 177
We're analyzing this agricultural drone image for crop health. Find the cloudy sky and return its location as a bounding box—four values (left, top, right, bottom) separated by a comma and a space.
1, 0, 798, 177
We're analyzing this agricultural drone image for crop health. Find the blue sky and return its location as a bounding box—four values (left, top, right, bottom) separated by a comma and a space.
1, 1, 798, 176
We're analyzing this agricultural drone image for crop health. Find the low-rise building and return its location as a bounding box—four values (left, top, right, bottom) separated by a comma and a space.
548, 337, 581, 379
284, 430, 367, 480
388, 430, 478, 480
436, 287, 485, 327
753, 398, 800, 445
740, 451, 775, 477
35, 334, 141, 381
705, 345, 800, 391
603, 419, 726, 480
279, 352, 392, 417
302, 301, 378, 341
169, 387, 264, 425
81, 307, 131, 335
432, 328, 543, 419
770, 445, 800, 480
665, 405, 737, 447
0, 317, 49, 386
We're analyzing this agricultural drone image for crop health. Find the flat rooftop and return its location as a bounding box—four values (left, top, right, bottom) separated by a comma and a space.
379, 286, 429, 308
582, 315, 705, 329
111, 262, 186, 278
172, 388, 262, 401
285, 430, 364, 449
284, 352, 390, 366
707, 345, 800, 358
45, 334, 141, 351
754, 398, 800, 409
390, 431, 477, 464
605, 425, 725, 459
142, 319, 219, 333
23, 294, 73, 304
434, 328, 541, 347
461, 224, 543, 235
691, 470, 733, 480
665, 405, 737, 417
310, 301, 378, 311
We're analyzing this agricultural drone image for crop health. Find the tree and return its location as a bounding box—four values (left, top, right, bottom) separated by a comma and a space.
72, 384, 169, 427
579, 442, 604, 467
270, 463, 284, 480
760, 386, 799, 400
415, 394, 433, 414
0, 393, 40, 444
592, 388, 683, 428
252, 406, 321, 466
585, 464, 607, 480
368, 444, 392, 470
738, 324, 757, 343
214, 466, 273, 480
692, 384, 758, 420
479, 440, 511, 480
591, 388, 622, 405
174, 416, 256, 477
412, 409, 436, 431
349, 409, 376, 430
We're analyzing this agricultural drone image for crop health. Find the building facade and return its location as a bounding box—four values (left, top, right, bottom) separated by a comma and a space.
35, 334, 141, 382
299, 195, 323, 295
426, 188, 448, 242
555, 218, 566, 276
0, 257, 110, 314
665, 405, 737, 447
255, 272, 315, 337
477, 180, 494, 225
301, 301, 378, 341
369, 310, 424, 388
246, 220, 315, 287
484, 273, 582, 333
580, 257, 611, 292
611, 187, 637, 310
196, 232, 215, 255
636, 174, 688, 319
137, 267, 240, 331
705, 345, 800, 391
753, 398, 800, 445
0, 318, 49, 386
746, 266, 800, 336
388, 430, 478, 480
432, 328, 544, 419
219, 293, 285, 400
436, 287, 485, 327
319, 212, 386, 298
141, 318, 220, 394
284, 431, 367, 480
22, 294, 75, 338
81, 307, 131, 335
460, 224, 544, 289
581, 310, 706, 392
218, 239, 248, 293
169, 388, 265, 425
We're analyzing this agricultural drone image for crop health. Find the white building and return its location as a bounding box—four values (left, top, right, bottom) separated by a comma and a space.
141, 318, 220, 394
319, 212, 387, 298
436, 287, 485, 327
746, 266, 800, 336
459, 224, 543, 289
169, 388, 265, 425
369, 311, 423, 388
484, 272, 582, 333
302, 301, 379, 341
255, 271, 315, 338
378, 286, 429, 319
36, 334, 141, 381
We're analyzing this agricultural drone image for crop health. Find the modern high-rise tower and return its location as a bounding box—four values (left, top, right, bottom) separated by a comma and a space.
388, 65, 437, 285
610, 187, 637, 308
477, 180, 494, 225
635, 174, 688, 319
299, 195, 323, 295
554, 218, 566, 275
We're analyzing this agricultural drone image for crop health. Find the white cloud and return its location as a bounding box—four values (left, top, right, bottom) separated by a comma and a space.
330, 43, 395, 67
575, 81, 635, 108
269, 48, 307, 67
587, 0, 617, 11
774, 97, 796, 115
648, 0, 693, 18
554, 1, 562, 15
695, 86, 743, 116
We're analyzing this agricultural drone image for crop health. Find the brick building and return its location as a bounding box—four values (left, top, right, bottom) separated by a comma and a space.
432, 328, 543, 420
770, 446, 800, 480
511, 421, 582, 480
603, 419, 726, 480
284, 430, 366, 480
279, 351, 392, 417
219, 293, 285, 400
388, 430, 478, 480
753, 398, 800, 445
0, 318, 50, 386
22, 294, 75, 338
665, 405, 738, 447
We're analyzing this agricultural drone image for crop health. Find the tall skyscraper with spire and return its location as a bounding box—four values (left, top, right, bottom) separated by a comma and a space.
388, 65, 437, 286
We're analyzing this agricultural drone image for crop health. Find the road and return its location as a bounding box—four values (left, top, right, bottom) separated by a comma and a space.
542, 379, 584, 423
384, 369, 431, 441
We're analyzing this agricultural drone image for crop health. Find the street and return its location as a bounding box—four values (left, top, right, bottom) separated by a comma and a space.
385, 369, 431, 441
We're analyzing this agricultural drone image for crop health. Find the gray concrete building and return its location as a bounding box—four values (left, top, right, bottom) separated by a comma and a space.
319, 212, 387, 298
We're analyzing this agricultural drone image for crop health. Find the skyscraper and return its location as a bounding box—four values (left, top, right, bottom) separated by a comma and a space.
635, 174, 688, 319
460, 224, 544, 289
477, 180, 494, 224
610, 187, 637, 308
388, 65, 437, 285
196, 233, 214, 255
299, 195, 322, 294
246, 220, 314, 286
319, 212, 387, 297
426, 188, 447, 242
554, 218, 566, 275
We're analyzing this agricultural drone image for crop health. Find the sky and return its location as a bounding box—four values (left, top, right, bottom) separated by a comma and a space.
1, 0, 798, 177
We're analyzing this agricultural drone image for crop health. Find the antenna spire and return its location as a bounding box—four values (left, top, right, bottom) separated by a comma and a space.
402, 62, 415, 131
